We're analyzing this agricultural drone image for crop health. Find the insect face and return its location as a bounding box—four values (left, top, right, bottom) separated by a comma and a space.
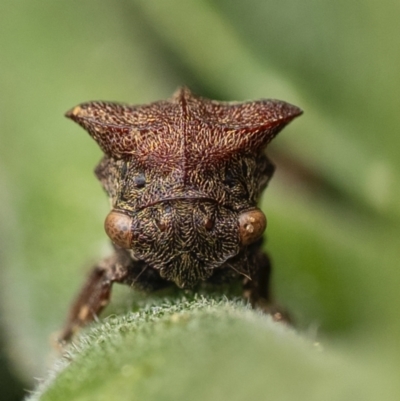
59, 87, 302, 342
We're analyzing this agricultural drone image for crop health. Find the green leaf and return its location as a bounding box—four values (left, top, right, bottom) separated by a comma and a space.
29, 297, 374, 401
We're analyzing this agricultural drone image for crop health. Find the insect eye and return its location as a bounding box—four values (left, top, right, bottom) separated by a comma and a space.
120, 162, 129, 178
223, 171, 236, 188
204, 218, 214, 231
241, 161, 248, 177
104, 210, 134, 249
134, 173, 146, 188
238, 208, 266, 245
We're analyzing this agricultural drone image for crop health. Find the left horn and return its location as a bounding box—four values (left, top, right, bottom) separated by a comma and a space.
65, 101, 141, 157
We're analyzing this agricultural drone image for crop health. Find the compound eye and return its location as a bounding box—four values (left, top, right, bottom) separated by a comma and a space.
238, 208, 267, 245
104, 210, 134, 249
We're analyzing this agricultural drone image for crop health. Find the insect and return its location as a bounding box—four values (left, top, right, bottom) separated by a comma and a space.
59, 87, 302, 342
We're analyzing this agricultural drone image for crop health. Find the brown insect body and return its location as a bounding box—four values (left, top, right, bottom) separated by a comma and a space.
60, 87, 302, 342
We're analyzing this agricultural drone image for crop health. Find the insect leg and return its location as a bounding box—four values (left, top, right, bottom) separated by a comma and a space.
243, 246, 291, 324
58, 252, 129, 343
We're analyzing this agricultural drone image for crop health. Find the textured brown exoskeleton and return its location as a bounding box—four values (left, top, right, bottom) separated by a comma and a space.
60, 87, 302, 342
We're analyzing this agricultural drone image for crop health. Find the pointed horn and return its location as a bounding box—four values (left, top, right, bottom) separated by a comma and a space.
209, 99, 302, 153
65, 101, 146, 158
187, 98, 302, 163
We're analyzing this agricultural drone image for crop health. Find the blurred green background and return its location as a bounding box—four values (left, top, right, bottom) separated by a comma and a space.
1, 0, 400, 399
